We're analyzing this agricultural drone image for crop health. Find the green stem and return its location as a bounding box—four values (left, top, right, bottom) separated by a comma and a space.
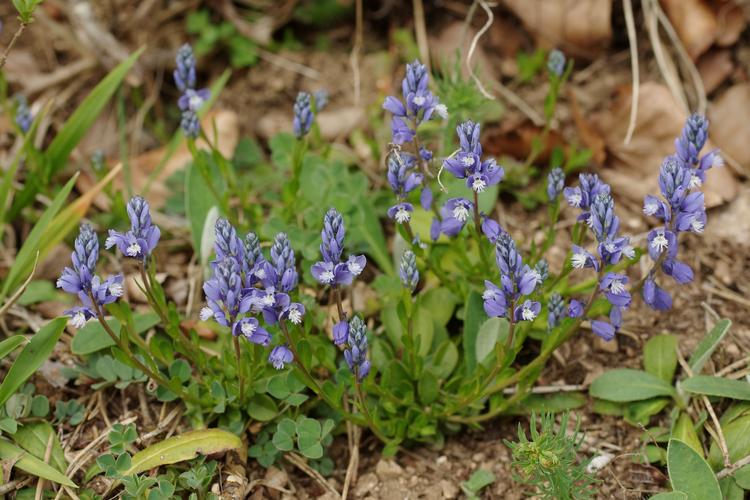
234, 336, 245, 404
356, 381, 388, 443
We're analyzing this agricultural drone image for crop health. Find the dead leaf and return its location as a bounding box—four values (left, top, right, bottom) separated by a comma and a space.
484, 123, 564, 162
697, 49, 734, 94
705, 185, 750, 246
503, 0, 613, 57
708, 83, 750, 172
714, 1, 747, 47
568, 88, 607, 165
661, 0, 717, 60
593, 82, 738, 207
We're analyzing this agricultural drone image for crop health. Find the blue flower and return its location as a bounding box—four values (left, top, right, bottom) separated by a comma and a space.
676, 113, 708, 167
387, 154, 422, 199
201, 257, 252, 328
387, 202, 414, 224
314, 89, 329, 111
514, 300, 541, 322
547, 292, 565, 329
547, 167, 565, 201
232, 317, 270, 346
568, 299, 583, 318
643, 278, 672, 311
293, 92, 314, 138
173, 44, 197, 93
214, 217, 244, 263
269, 345, 294, 369
180, 110, 200, 138
14, 95, 32, 133
588, 193, 619, 242
438, 198, 473, 237
399, 250, 419, 292
547, 49, 566, 77
344, 316, 370, 381
333, 320, 349, 346
270, 233, 298, 293
443, 121, 504, 193
481, 216, 502, 244
177, 88, 210, 112
311, 209, 366, 289
320, 208, 345, 264
105, 196, 161, 260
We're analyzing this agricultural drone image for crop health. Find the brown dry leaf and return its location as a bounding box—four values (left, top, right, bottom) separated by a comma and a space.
708, 83, 750, 173
503, 0, 612, 57
484, 124, 564, 162
593, 82, 738, 208
661, 0, 718, 60
567, 88, 606, 165
714, 0, 747, 46
697, 49, 734, 94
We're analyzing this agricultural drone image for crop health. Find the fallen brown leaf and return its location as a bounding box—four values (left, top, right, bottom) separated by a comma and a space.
697, 49, 734, 94
714, 0, 747, 47
708, 83, 750, 173
661, 0, 718, 60
503, 0, 613, 57
593, 82, 738, 208
568, 88, 607, 165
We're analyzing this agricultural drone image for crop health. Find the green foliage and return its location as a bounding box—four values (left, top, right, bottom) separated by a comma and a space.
55, 399, 86, 426
272, 416, 335, 460
186, 10, 258, 68
461, 469, 496, 499
505, 412, 596, 499
665, 439, 722, 499
11, 0, 43, 22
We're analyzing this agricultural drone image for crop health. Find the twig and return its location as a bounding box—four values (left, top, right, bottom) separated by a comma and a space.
34, 431, 55, 500
717, 453, 750, 479
502, 383, 588, 395
0, 478, 32, 495
622, 0, 639, 145
676, 348, 731, 467
341, 423, 360, 500
0, 252, 39, 319
413, 0, 430, 71
716, 357, 750, 378
643, 0, 688, 112
0, 20, 28, 70
350, 0, 363, 105
701, 283, 750, 308
284, 453, 340, 498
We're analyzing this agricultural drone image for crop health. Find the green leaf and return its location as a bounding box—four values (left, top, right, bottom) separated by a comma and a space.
720, 476, 745, 499
247, 394, 278, 422
689, 319, 732, 374
44, 48, 144, 179
0, 318, 66, 407
590, 369, 675, 402
515, 392, 586, 414
71, 312, 159, 355
462, 291, 484, 374
413, 306, 434, 356
625, 398, 670, 426
461, 468, 495, 495
644, 334, 678, 383
650, 493, 688, 500
672, 412, 703, 456
124, 429, 242, 475
666, 439, 722, 500
418, 288, 457, 327
17, 280, 58, 306
733, 463, 750, 489
709, 414, 750, 469
681, 376, 750, 401
418, 371, 439, 405
426, 340, 458, 380
0, 175, 77, 301
0, 336, 26, 359
186, 161, 219, 258
353, 202, 394, 275
475, 317, 508, 365
13, 422, 67, 473
0, 438, 76, 487
272, 419, 296, 452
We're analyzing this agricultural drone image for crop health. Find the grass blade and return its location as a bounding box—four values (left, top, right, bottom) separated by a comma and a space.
0, 438, 76, 488
0, 335, 26, 359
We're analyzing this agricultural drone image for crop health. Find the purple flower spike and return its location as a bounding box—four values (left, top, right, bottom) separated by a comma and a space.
105, 196, 161, 261
321, 208, 345, 264
214, 217, 244, 263
174, 44, 197, 93
343, 316, 370, 381
399, 250, 419, 292
293, 92, 314, 138
568, 299, 584, 318
333, 320, 349, 346
201, 257, 251, 328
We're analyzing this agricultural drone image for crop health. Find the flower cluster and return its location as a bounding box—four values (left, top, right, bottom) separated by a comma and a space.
201, 219, 304, 369
343, 316, 370, 381
57, 224, 125, 328
15, 95, 32, 133
106, 196, 161, 261
547, 167, 565, 201
547, 49, 566, 77
293, 92, 314, 138
385, 154, 422, 225
566, 174, 635, 340
483, 232, 542, 323
174, 44, 209, 138
311, 208, 366, 288
399, 250, 419, 292
382, 59, 447, 147
642, 114, 718, 310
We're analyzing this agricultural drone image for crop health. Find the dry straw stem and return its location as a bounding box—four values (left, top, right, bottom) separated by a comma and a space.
284, 452, 341, 498
623, 0, 639, 145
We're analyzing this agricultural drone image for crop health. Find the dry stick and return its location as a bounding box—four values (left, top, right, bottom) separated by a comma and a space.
34, 431, 55, 500
284, 452, 340, 498
0, 478, 32, 496
0, 21, 28, 70
0, 252, 39, 319
622, 0, 640, 145
349, 0, 363, 105
717, 453, 750, 480
643, 0, 688, 113
341, 424, 360, 500
676, 348, 731, 467
413, 0, 430, 72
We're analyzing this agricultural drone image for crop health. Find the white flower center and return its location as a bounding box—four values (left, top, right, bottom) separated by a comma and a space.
689, 175, 702, 189
623, 245, 635, 259
70, 311, 87, 329
199, 307, 213, 321
529, 270, 542, 285
461, 156, 475, 167
712, 155, 724, 168
255, 268, 266, 279
521, 305, 537, 321
126, 242, 141, 256
609, 279, 626, 294
261, 293, 275, 306
241, 321, 256, 335
568, 193, 582, 207
472, 177, 486, 193
395, 207, 411, 224
412, 95, 426, 106
452, 205, 469, 222
651, 233, 669, 253
690, 217, 704, 233
320, 270, 335, 284
347, 261, 363, 275
643, 202, 658, 216
482, 289, 497, 301
435, 103, 448, 119
189, 94, 204, 110
571, 253, 587, 269
108, 282, 124, 297
288, 308, 302, 324
605, 242, 616, 252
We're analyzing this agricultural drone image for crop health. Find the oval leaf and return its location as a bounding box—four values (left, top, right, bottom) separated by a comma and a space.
590, 369, 675, 402
667, 439, 722, 500
0, 438, 76, 487
0, 317, 66, 407
681, 376, 750, 402
644, 334, 678, 383
124, 429, 242, 475
475, 317, 508, 365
